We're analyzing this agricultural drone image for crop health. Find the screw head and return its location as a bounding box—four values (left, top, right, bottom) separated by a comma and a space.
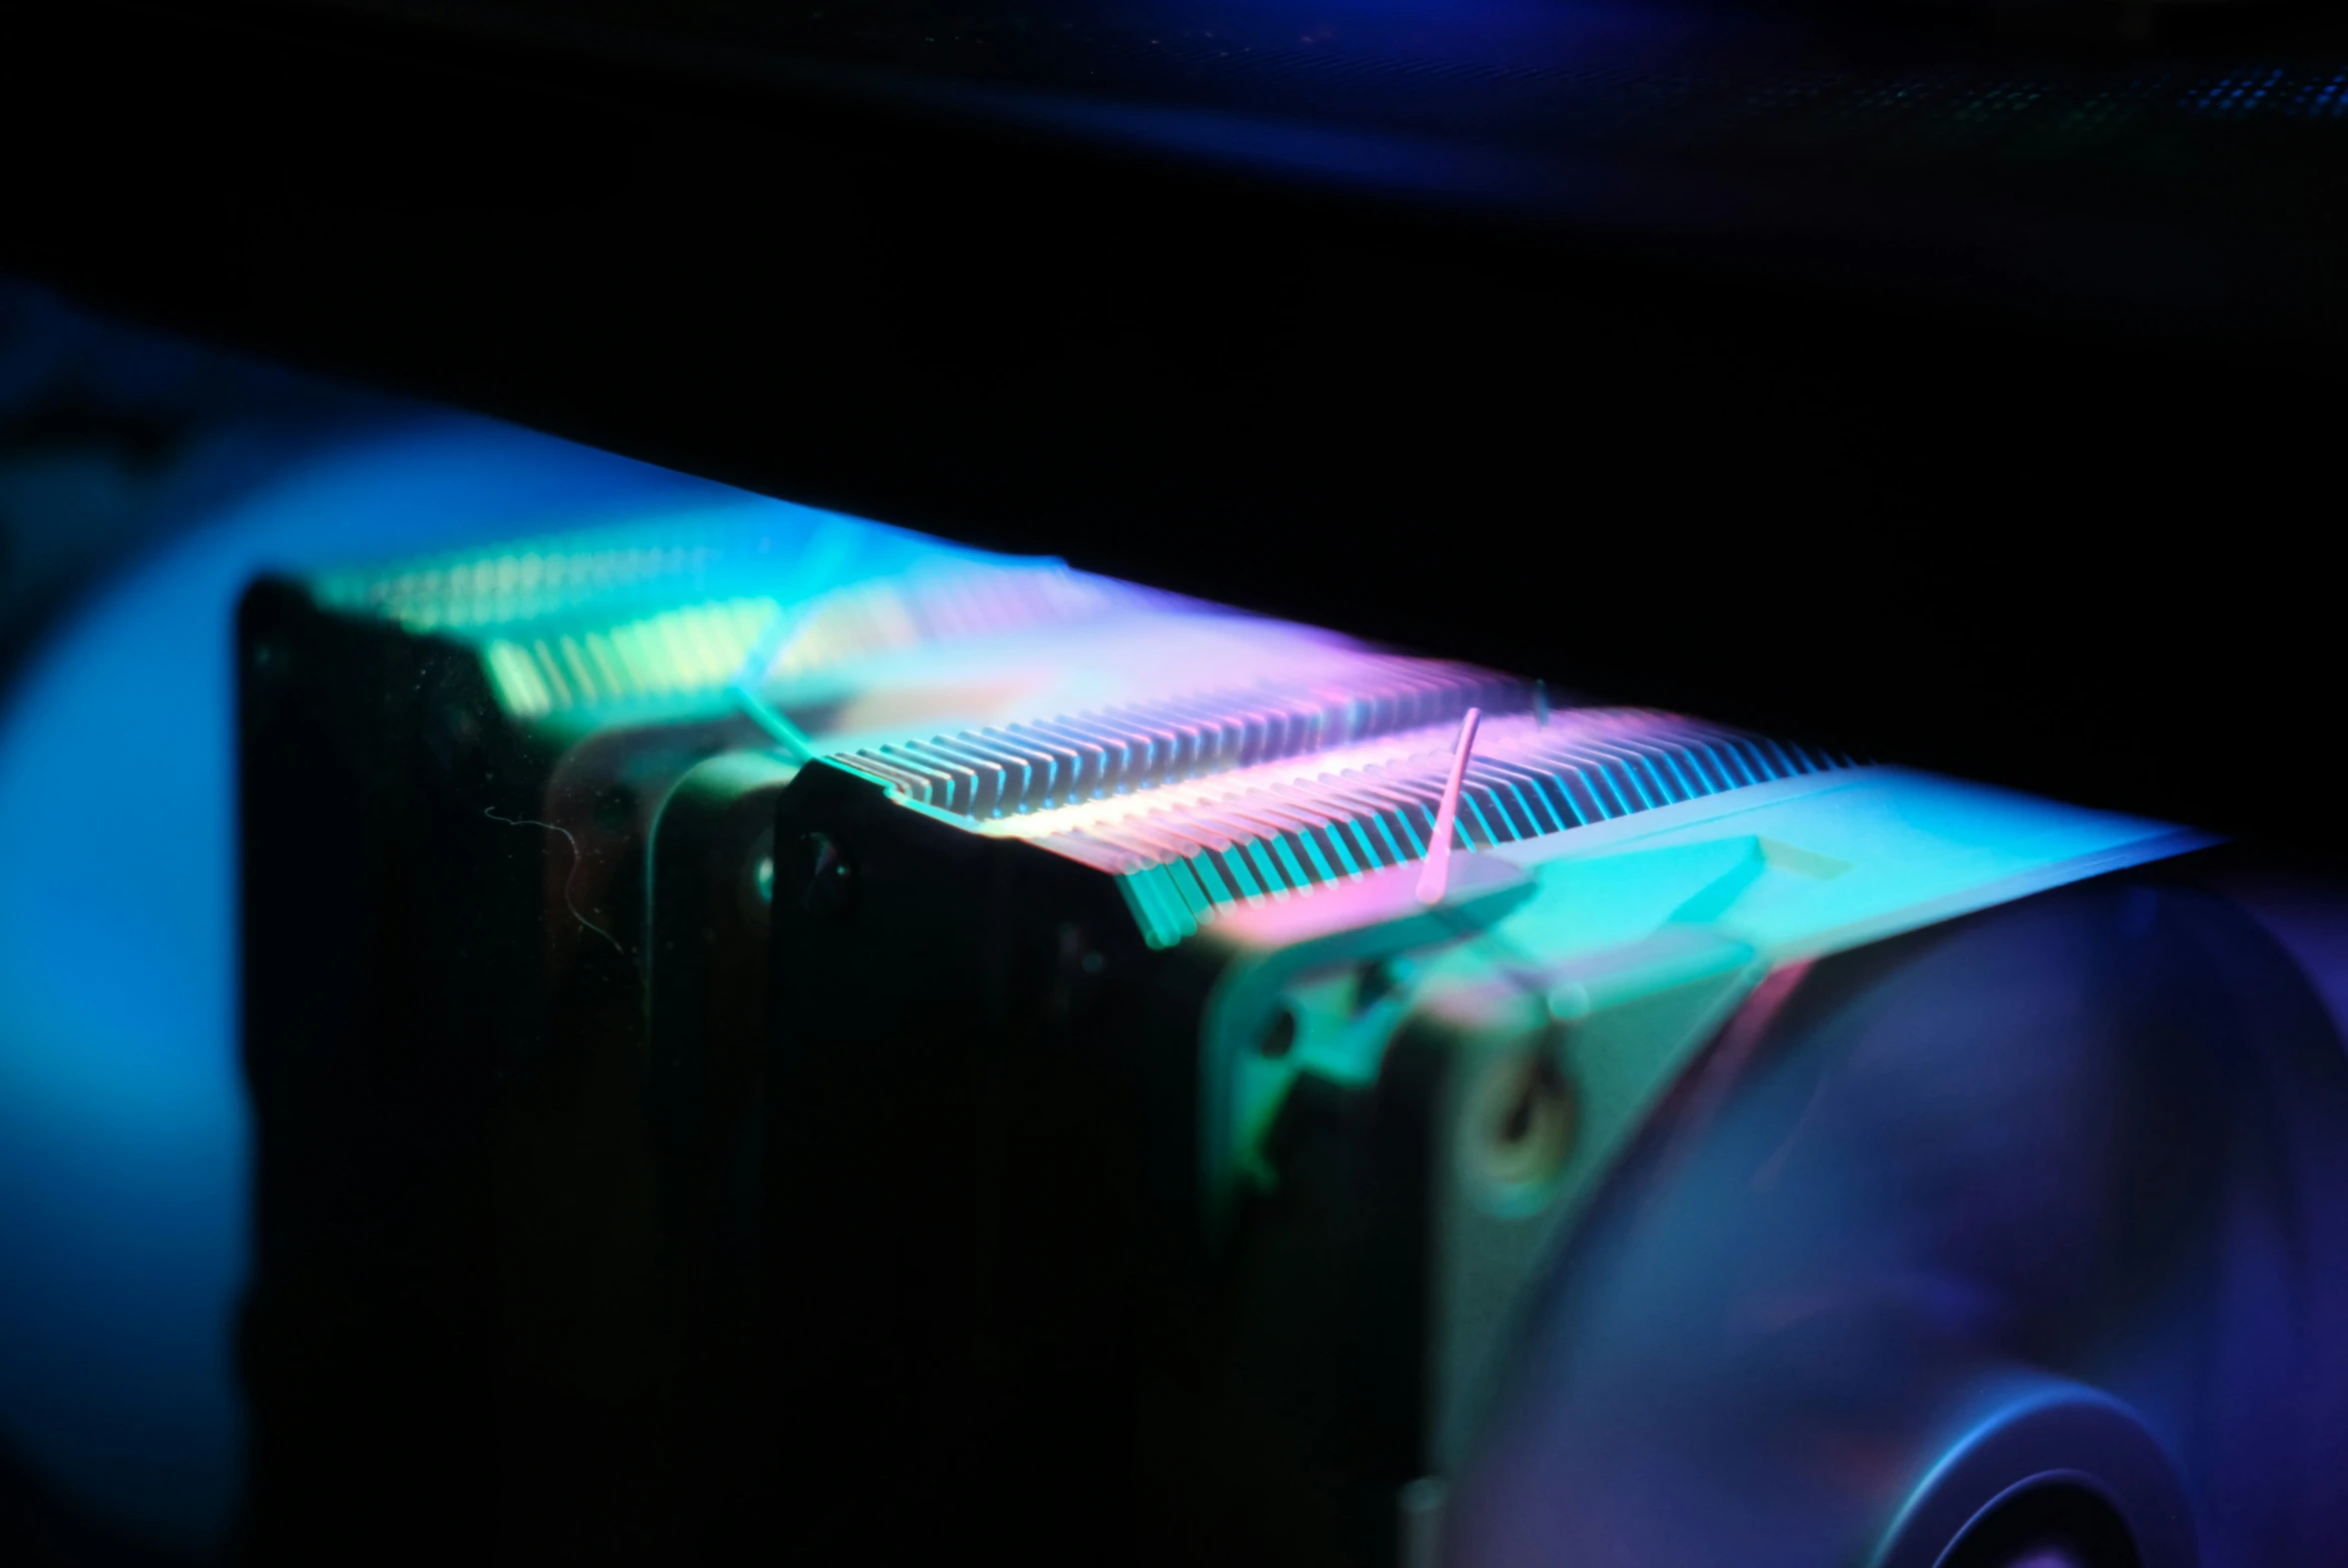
738, 825, 777, 928
1464, 1040, 1575, 1205
799, 831, 857, 918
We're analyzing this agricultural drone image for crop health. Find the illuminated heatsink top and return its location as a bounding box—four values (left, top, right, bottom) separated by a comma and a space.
317, 523, 737, 633
482, 562, 1180, 720
947, 709, 1856, 943
833, 657, 1532, 817
744, 564, 1173, 687
310, 502, 957, 634
309, 501, 1195, 721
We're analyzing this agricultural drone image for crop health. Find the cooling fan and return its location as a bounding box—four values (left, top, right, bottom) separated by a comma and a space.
1440, 872, 2348, 1568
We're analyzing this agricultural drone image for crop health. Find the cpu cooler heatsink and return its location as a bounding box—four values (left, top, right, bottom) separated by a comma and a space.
238, 505, 2348, 1568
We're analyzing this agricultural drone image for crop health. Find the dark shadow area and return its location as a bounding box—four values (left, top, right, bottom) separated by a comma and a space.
6, 1, 2344, 867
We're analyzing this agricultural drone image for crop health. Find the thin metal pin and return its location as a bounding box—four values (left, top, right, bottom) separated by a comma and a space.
1416, 707, 1481, 905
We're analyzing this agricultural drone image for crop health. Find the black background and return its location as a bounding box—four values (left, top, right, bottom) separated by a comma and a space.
4, 0, 2344, 863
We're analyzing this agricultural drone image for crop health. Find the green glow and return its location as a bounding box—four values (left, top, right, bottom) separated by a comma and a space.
476, 599, 778, 718
315, 525, 733, 632
483, 640, 555, 719
1119, 864, 1199, 948
329, 506, 1169, 728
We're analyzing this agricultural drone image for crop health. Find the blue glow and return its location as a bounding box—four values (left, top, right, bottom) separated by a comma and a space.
1115, 0, 1729, 64
0, 416, 789, 1552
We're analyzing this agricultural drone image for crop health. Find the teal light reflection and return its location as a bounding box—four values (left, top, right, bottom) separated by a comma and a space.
0, 417, 770, 1553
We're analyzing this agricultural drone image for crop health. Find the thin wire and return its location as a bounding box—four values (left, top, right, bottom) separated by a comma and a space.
723, 519, 866, 765
484, 805, 625, 955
